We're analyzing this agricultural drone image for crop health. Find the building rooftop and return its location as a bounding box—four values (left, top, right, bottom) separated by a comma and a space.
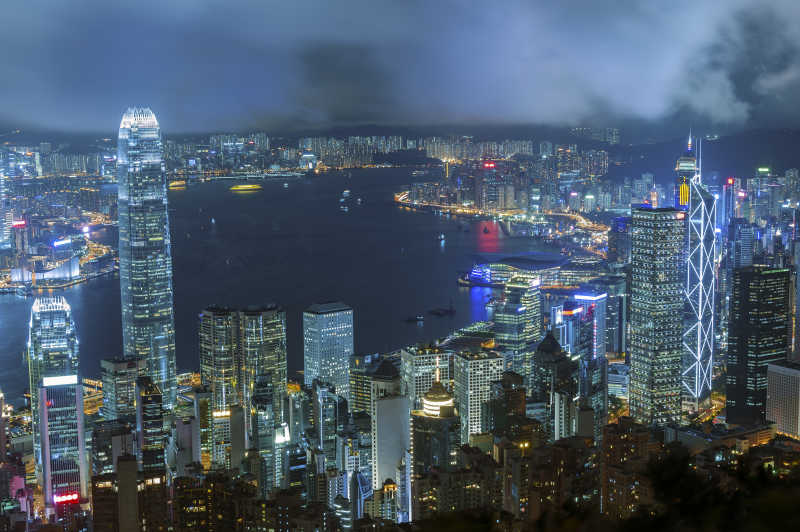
305, 301, 352, 314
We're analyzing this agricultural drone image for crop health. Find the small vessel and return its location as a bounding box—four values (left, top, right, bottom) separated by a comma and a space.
405, 315, 425, 323
168, 179, 187, 190
342, 189, 351, 198
230, 183, 263, 192
483, 226, 490, 234
356, 198, 363, 205
340, 205, 349, 212
283, 182, 289, 189
438, 233, 445, 241
211, 218, 215, 224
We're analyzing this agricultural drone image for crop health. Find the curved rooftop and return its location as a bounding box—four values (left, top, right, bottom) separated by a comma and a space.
119, 107, 159, 130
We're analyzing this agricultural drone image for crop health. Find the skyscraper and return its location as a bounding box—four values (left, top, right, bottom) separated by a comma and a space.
629, 208, 686, 426
410, 381, 460, 477
39, 374, 88, 518
117, 107, 177, 409
453, 351, 504, 443
494, 275, 543, 387
240, 305, 287, 420
100, 357, 145, 421
136, 376, 165, 472
674, 135, 695, 210
682, 167, 716, 413
303, 302, 354, 401
726, 266, 792, 425
27, 297, 79, 469
199, 306, 240, 411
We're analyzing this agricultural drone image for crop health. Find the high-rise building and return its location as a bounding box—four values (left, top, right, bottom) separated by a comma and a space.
410, 381, 460, 478
494, 276, 543, 387
531, 334, 579, 441
453, 351, 504, 443
369, 359, 410, 491
27, 297, 79, 470
400, 347, 451, 409
100, 357, 145, 421
239, 305, 287, 420
682, 170, 717, 413
303, 302, 354, 401
629, 208, 686, 426
607, 217, 631, 265
136, 376, 165, 472
117, 107, 177, 409
251, 375, 291, 497
674, 136, 695, 210
767, 360, 800, 440
574, 291, 607, 360
39, 374, 88, 518
199, 306, 241, 410
349, 353, 382, 414
726, 266, 792, 425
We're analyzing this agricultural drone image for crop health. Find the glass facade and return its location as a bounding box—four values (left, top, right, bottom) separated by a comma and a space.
117, 107, 177, 409
303, 302, 354, 401
27, 296, 79, 469
629, 208, 685, 426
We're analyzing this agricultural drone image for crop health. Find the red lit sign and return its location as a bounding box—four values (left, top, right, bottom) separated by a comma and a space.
11, 220, 25, 228
726, 177, 734, 185
53, 493, 79, 504
483, 161, 495, 169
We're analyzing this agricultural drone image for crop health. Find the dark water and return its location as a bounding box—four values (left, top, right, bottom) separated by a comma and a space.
0, 168, 554, 403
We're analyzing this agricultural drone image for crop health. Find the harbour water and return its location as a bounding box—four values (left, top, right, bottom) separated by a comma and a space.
0, 168, 554, 403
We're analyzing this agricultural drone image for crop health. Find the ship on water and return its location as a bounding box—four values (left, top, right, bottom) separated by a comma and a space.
230, 183, 263, 192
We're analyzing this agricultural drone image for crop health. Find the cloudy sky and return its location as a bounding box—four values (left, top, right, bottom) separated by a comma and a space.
2, 0, 800, 135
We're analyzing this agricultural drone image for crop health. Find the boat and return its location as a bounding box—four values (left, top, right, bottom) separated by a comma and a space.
438, 233, 445, 241
168, 179, 187, 189
356, 198, 363, 205
342, 189, 351, 198
283, 182, 289, 189
404, 315, 425, 323
230, 183, 263, 192
210, 218, 215, 224
483, 226, 490, 234
340, 205, 349, 212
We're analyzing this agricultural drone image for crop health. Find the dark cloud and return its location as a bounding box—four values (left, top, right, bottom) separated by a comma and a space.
2, 0, 800, 134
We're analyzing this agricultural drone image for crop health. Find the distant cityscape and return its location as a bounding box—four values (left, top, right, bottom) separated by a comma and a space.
1, 107, 800, 532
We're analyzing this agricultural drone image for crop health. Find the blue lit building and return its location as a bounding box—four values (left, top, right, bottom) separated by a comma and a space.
303, 302, 354, 401
117, 108, 177, 409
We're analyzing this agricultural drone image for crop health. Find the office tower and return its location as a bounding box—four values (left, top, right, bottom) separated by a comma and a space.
188, 386, 213, 471
100, 357, 145, 421
369, 360, 410, 490
336, 413, 372, 493
550, 301, 591, 361
303, 302, 354, 401
453, 351, 504, 443
726, 266, 792, 425
410, 381, 460, 477
27, 297, 79, 470
586, 275, 627, 356
117, 108, 176, 411
239, 305, 287, 421
683, 170, 717, 413
629, 208, 686, 426
252, 376, 290, 496
313, 381, 346, 465
136, 376, 165, 471
674, 135, 695, 209
349, 353, 382, 414
91, 420, 135, 476
199, 306, 241, 410
39, 375, 87, 518
767, 360, 800, 439
607, 217, 631, 264
400, 347, 451, 409
0, 169, 10, 250
531, 334, 578, 441
494, 276, 543, 384
481, 371, 526, 433
574, 291, 607, 359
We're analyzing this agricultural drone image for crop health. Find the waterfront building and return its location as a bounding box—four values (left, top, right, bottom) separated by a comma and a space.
629, 207, 685, 426
136, 376, 165, 472
453, 351, 504, 443
117, 107, 177, 409
199, 306, 241, 410
100, 357, 145, 421
767, 360, 800, 440
240, 305, 287, 421
410, 381, 460, 477
494, 276, 543, 387
400, 346, 451, 409
726, 266, 792, 425
682, 165, 717, 414
39, 374, 88, 518
27, 297, 79, 472
303, 302, 354, 401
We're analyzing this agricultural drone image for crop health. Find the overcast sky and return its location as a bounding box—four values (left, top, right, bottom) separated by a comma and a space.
2, 0, 800, 135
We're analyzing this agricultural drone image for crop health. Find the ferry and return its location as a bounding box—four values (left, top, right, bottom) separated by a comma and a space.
342, 189, 351, 198
230, 183, 263, 192
168, 179, 187, 189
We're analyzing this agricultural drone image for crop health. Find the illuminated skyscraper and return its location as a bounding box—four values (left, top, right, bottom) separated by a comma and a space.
682, 164, 717, 414
674, 135, 695, 210
453, 351, 504, 443
303, 302, 354, 401
39, 374, 87, 518
0, 169, 10, 249
726, 266, 792, 425
100, 357, 145, 421
136, 376, 165, 472
239, 305, 287, 420
117, 107, 177, 409
199, 306, 240, 411
494, 276, 543, 387
27, 297, 79, 470
629, 208, 686, 426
